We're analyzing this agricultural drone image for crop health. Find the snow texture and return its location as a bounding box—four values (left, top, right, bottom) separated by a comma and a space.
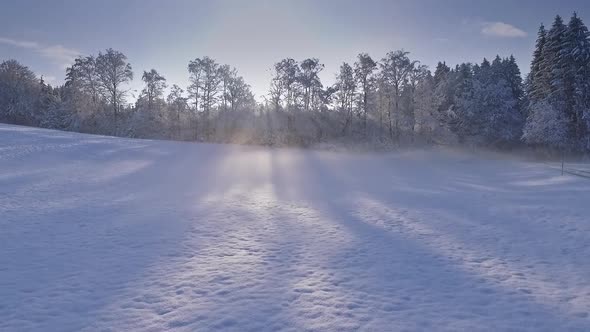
1, 124, 590, 331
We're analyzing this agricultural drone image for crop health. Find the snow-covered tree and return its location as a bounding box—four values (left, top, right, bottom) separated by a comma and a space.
559, 12, 590, 148
141, 69, 166, 110
0, 60, 40, 126
414, 72, 438, 137
380, 50, 416, 140
525, 13, 590, 151
453, 57, 524, 146
528, 25, 548, 103
299, 58, 324, 112
95, 48, 133, 133
187, 56, 222, 139
354, 53, 377, 135
334, 62, 356, 135
542, 16, 568, 118
523, 101, 569, 149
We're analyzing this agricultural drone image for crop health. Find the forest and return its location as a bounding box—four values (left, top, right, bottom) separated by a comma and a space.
1, 13, 589, 153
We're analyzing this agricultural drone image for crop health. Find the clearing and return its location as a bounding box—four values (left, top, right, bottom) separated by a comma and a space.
1, 124, 589, 331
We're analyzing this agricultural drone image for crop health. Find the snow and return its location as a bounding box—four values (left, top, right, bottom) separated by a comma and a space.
1, 124, 590, 332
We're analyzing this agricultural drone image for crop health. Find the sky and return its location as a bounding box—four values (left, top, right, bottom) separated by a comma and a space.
1, 0, 590, 101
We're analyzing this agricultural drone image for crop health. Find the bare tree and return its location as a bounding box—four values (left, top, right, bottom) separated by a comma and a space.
188, 58, 203, 112
334, 62, 356, 134
95, 48, 133, 133
67, 56, 102, 104
271, 59, 301, 133
274, 59, 301, 112
354, 53, 377, 135
299, 58, 324, 111
141, 69, 166, 110
227, 73, 254, 112
167, 84, 188, 139
219, 64, 232, 112
380, 50, 416, 139
188, 57, 223, 139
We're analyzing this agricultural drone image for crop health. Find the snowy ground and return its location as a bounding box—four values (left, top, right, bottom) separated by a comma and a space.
1, 124, 590, 332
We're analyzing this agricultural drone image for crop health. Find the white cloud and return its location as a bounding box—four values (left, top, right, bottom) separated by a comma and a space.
0, 37, 39, 49
481, 22, 527, 38
39, 45, 81, 68
0, 36, 80, 68
42, 75, 57, 83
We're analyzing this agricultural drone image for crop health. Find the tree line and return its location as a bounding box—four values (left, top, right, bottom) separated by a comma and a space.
1, 12, 589, 152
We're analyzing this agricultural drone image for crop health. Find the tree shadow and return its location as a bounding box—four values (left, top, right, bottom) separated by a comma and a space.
0, 135, 239, 331
266, 149, 590, 330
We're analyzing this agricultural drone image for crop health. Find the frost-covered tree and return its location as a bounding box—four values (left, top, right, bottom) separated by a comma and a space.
354, 53, 377, 134
559, 12, 590, 148
414, 72, 437, 137
380, 50, 416, 139
528, 25, 548, 103
141, 69, 166, 110
66, 56, 102, 104
63, 56, 107, 133
273, 58, 301, 111
452, 57, 524, 146
525, 13, 590, 151
187, 58, 203, 113
334, 62, 356, 134
299, 58, 324, 112
226, 73, 254, 112
166, 84, 188, 139
542, 16, 567, 117
37, 77, 68, 130
269, 58, 302, 140
188, 56, 222, 139
445, 62, 474, 139
523, 101, 569, 149
129, 69, 167, 138
95, 48, 133, 133
3, 13, 589, 152
0, 60, 40, 126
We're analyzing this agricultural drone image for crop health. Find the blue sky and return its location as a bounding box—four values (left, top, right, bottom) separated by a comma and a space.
1, 0, 589, 100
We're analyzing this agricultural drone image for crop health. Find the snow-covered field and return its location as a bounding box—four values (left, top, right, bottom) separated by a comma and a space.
1, 124, 590, 332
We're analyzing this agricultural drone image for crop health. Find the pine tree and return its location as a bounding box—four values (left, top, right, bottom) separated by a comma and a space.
433, 62, 450, 85
454, 57, 523, 146
542, 16, 568, 118
529, 24, 547, 102
502, 56, 524, 103
559, 12, 590, 149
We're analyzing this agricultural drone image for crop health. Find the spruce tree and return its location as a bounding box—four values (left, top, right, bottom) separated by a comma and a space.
560, 12, 590, 148
542, 16, 567, 116
529, 24, 547, 103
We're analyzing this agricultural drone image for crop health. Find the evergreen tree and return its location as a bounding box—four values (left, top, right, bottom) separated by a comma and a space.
0, 60, 40, 126
542, 16, 568, 118
559, 12, 590, 149
433, 62, 450, 85
528, 24, 547, 103
502, 56, 524, 104
523, 101, 569, 149
454, 57, 523, 146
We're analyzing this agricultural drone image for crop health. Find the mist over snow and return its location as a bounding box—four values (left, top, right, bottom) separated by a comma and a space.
2, 1, 590, 331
